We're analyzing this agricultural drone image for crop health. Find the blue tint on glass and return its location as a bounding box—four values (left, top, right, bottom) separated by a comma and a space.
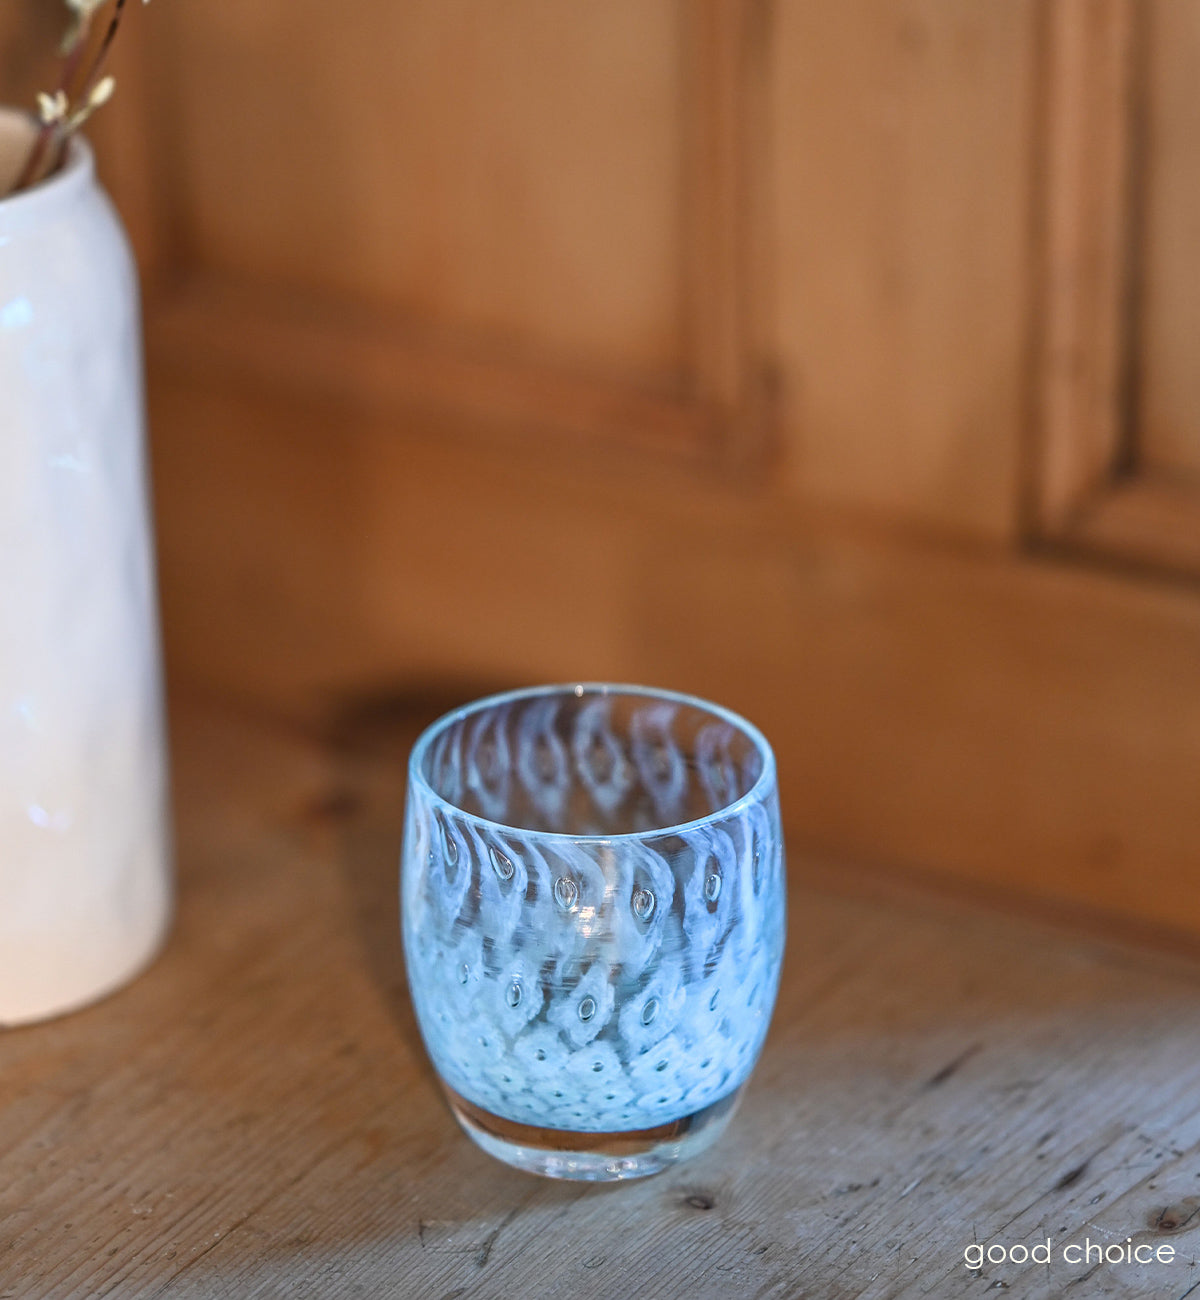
402, 684, 786, 1135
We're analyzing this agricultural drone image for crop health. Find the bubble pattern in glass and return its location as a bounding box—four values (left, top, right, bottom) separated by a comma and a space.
402, 685, 786, 1134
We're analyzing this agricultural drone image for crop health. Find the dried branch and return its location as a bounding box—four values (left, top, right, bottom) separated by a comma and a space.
5, 0, 148, 199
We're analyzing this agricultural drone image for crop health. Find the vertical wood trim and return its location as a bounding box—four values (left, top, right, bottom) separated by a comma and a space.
1034, 0, 1140, 531
683, 0, 775, 469
740, 0, 778, 471
684, 0, 741, 419
1032, 2, 1200, 581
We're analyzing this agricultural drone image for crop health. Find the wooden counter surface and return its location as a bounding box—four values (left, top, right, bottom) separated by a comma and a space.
3, 696, 1199, 1299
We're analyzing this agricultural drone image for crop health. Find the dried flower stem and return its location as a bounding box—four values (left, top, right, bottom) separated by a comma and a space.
11, 122, 56, 195
8, 0, 140, 197
77, 0, 129, 106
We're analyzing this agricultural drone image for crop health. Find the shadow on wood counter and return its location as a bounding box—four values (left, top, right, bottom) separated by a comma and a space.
1, 694, 1198, 1299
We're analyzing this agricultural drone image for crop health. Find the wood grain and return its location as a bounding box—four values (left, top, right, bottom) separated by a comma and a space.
159, 0, 689, 384
683, 0, 774, 467
133, 0, 780, 470
121, 0, 1039, 529
1031, 0, 1200, 580
772, 0, 1038, 538
1068, 473, 1200, 578
1137, 0, 1200, 479
147, 372, 1200, 942
147, 275, 708, 458
0, 5, 58, 121
1, 699, 1198, 1298
10, 3, 1200, 955
1033, 0, 1139, 532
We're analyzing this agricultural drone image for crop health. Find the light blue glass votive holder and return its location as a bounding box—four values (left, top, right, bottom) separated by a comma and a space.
401, 684, 786, 1180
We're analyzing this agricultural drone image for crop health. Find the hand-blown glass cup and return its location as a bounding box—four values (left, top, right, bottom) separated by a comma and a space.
401, 684, 786, 1180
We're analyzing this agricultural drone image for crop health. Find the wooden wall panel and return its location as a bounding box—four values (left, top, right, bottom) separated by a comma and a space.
0, 7, 56, 112
772, 0, 1038, 539
8, 3, 1200, 943
149, 370, 1200, 942
162, 0, 688, 382
1034, 0, 1137, 532
1138, 0, 1200, 480
1033, 0, 1200, 577
135, 0, 767, 463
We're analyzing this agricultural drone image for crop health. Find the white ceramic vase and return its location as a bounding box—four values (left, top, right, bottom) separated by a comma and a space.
0, 109, 171, 1025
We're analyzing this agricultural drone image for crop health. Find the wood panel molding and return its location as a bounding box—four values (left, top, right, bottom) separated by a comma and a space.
1033, 0, 1200, 579
148, 370, 1200, 942
132, 0, 775, 475
1033, 0, 1138, 531
118, 3, 1200, 943
683, 0, 776, 468
148, 275, 711, 460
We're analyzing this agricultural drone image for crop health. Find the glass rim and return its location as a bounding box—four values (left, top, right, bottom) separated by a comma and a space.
406, 681, 777, 846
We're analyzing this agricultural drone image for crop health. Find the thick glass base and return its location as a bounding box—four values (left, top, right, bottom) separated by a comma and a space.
445, 1086, 742, 1181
